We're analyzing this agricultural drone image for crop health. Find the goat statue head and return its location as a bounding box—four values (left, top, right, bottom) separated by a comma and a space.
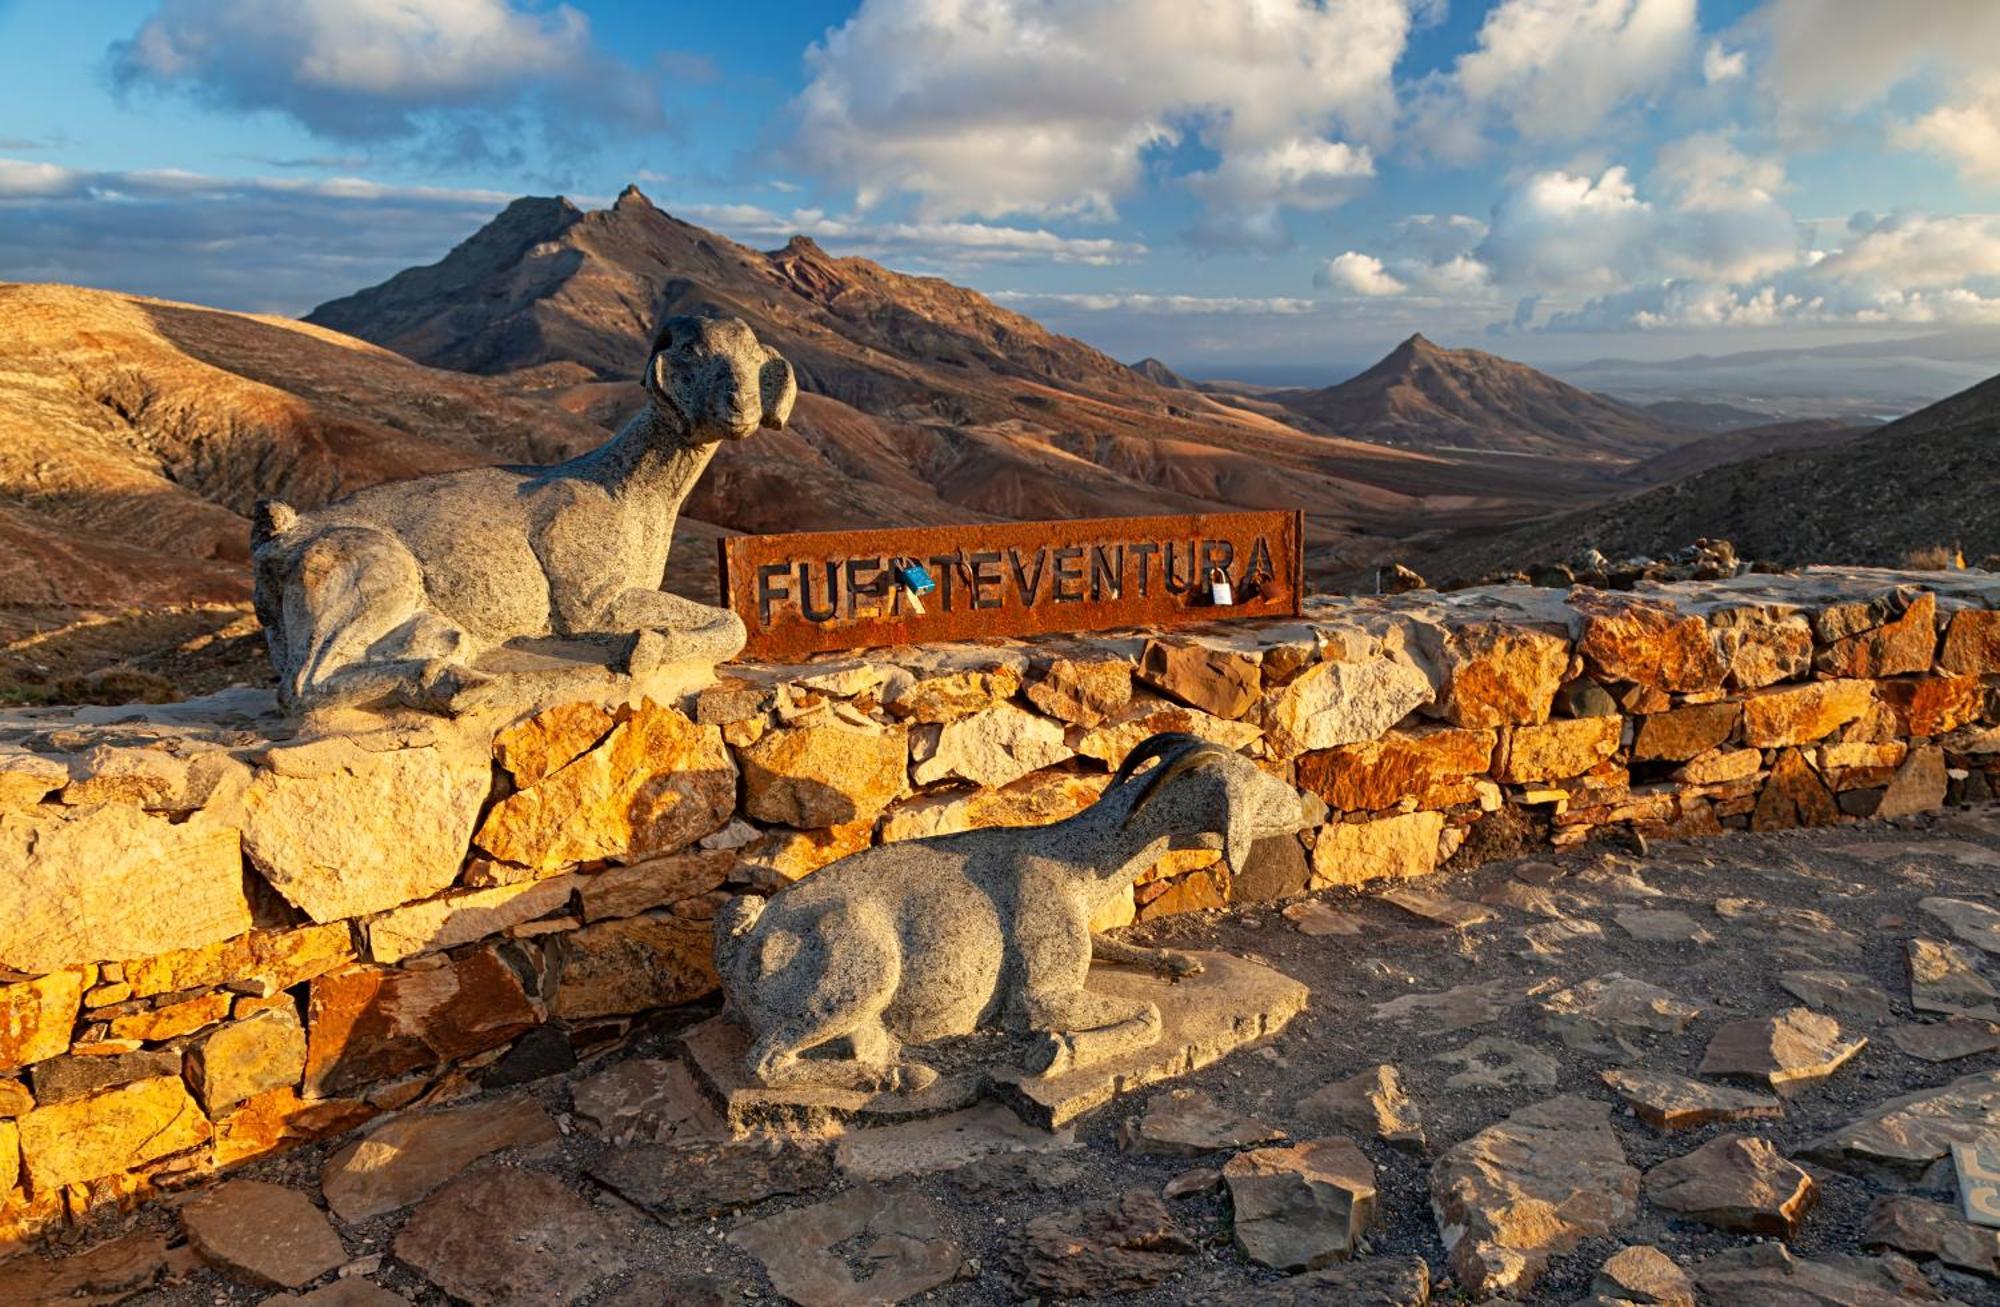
1113, 732, 1318, 876
643, 314, 797, 442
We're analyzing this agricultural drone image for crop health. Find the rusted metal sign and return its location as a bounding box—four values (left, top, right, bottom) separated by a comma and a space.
719, 510, 1304, 660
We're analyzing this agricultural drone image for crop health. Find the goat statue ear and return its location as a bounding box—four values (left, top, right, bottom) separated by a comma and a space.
759, 353, 797, 430
644, 343, 691, 429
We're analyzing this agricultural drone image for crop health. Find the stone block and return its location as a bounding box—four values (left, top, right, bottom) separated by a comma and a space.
493, 701, 615, 787
552, 914, 717, 1021
1632, 702, 1739, 762
106, 991, 231, 1043
187, 1007, 307, 1115
241, 734, 490, 922
211, 1086, 374, 1168
1296, 727, 1494, 812
1576, 595, 1725, 692
909, 703, 1072, 789
1940, 608, 2000, 676
1024, 655, 1132, 727
577, 849, 733, 923
1137, 639, 1261, 719
1311, 811, 1446, 888
476, 699, 735, 869
1740, 679, 1876, 747
0, 805, 248, 973
739, 716, 906, 828
1878, 676, 1983, 737
1430, 623, 1570, 727
123, 923, 353, 1000
1266, 658, 1433, 754
1815, 591, 1936, 677
0, 971, 84, 1072
304, 947, 535, 1097
1074, 698, 1263, 765
1495, 716, 1622, 782
367, 875, 581, 964
16, 1075, 210, 1193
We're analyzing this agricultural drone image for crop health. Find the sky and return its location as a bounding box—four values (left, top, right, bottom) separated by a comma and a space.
3, 0, 2000, 380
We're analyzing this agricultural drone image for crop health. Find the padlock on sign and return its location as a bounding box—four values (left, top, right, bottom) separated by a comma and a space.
892, 558, 936, 615
1207, 566, 1234, 607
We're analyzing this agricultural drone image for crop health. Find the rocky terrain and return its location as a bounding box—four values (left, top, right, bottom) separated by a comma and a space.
1268, 334, 1694, 462
1422, 372, 2000, 585
8, 815, 2000, 1305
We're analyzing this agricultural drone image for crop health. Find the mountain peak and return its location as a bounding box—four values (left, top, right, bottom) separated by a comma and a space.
613, 183, 655, 212
777, 234, 829, 259
1390, 332, 1441, 361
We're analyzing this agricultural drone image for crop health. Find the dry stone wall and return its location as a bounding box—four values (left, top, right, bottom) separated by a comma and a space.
0, 567, 1996, 1248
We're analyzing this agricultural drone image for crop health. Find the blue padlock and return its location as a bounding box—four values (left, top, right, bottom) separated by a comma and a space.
892, 559, 936, 614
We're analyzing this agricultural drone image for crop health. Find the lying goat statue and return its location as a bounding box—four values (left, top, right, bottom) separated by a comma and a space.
252, 315, 795, 714
716, 733, 1315, 1092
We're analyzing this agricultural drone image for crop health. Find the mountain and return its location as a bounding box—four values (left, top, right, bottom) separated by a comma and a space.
1267, 334, 1692, 462
1626, 417, 1873, 484
1418, 371, 2000, 580
1130, 357, 1195, 389
304, 190, 1636, 569
1559, 330, 2000, 422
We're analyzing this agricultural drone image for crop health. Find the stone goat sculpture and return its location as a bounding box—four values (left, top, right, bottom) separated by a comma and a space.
252, 315, 796, 713
715, 733, 1314, 1092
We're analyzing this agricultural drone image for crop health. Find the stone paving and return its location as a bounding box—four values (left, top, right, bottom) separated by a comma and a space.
7, 812, 2000, 1304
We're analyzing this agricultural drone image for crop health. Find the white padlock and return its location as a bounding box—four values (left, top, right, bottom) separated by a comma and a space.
1208, 566, 1234, 606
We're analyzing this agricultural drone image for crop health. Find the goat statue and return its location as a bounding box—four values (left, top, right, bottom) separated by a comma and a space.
252, 315, 796, 714
715, 733, 1315, 1092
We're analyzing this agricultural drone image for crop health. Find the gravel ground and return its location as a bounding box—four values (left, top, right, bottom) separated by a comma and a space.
25, 807, 2000, 1305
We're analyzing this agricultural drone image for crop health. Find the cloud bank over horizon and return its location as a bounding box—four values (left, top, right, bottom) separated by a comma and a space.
2, 0, 1998, 366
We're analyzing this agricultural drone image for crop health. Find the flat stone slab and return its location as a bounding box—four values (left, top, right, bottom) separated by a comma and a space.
835, 1104, 1073, 1180
1864, 1195, 2000, 1278
588, 1138, 834, 1220
1803, 1070, 2000, 1184
181, 1179, 346, 1290
1380, 887, 1495, 930
1644, 1134, 1818, 1237
726, 1184, 963, 1307
321, 1094, 557, 1223
684, 952, 1306, 1131
1117, 1087, 1284, 1157
1224, 1136, 1376, 1271
1600, 1068, 1784, 1131
570, 1057, 725, 1148
394, 1169, 636, 1307
1698, 1007, 1866, 1095
1920, 897, 2000, 956
1779, 969, 1894, 1025
1890, 1018, 2000, 1062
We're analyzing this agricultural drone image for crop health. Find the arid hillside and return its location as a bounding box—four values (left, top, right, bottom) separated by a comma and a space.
1418, 370, 2000, 581
1268, 333, 1693, 461
0, 282, 612, 609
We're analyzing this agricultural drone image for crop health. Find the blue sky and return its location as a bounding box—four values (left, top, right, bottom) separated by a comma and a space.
3, 0, 1999, 377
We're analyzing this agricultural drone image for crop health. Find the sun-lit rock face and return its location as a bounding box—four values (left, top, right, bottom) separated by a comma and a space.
0, 566, 1991, 1244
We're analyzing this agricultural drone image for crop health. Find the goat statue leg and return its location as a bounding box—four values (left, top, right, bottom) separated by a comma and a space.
1089, 934, 1205, 980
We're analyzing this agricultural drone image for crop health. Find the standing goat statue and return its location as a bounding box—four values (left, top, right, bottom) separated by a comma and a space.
252, 315, 796, 714
716, 733, 1315, 1092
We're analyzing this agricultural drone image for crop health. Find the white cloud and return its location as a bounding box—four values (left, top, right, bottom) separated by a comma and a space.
1701, 41, 1746, 84
0, 159, 519, 313
792, 0, 1416, 244
1895, 84, 2000, 185
990, 290, 1323, 316
674, 202, 1148, 266
1412, 0, 1699, 158
1477, 166, 1657, 290
109, 0, 663, 158
1317, 251, 1408, 296
1542, 209, 2000, 330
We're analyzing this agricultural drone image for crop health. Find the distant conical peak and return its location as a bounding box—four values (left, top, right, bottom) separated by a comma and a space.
613, 183, 655, 211
780, 234, 828, 258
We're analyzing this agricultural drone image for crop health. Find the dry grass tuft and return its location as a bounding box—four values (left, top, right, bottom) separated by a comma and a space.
1900, 543, 1965, 571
